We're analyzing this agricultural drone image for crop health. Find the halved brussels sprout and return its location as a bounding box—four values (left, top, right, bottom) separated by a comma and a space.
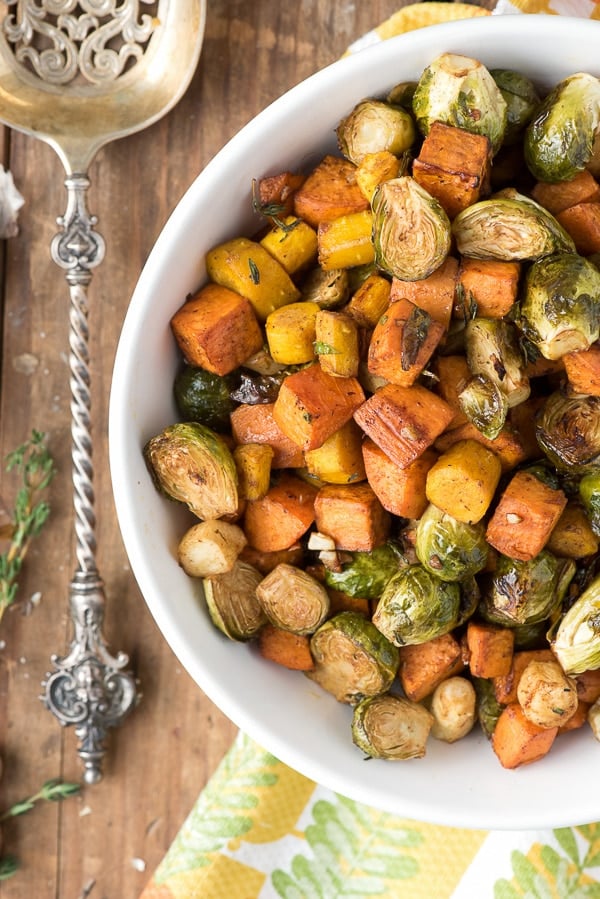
203, 560, 266, 640
336, 99, 416, 165
372, 176, 451, 281
524, 72, 600, 183
256, 563, 330, 635
372, 564, 461, 646
415, 504, 488, 582
579, 471, 600, 536
307, 611, 400, 704
412, 52, 507, 153
352, 693, 433, 759
473, 677, 505, 739
536, 390, 600, 475
144, 422, 238, 520
518, 253, 600, 361
490, 69, 540, 146
387, 81, 418, 110
480, 550, 576, 627
452, 192, 575, 261
551, 574, 600, 674
458, 374, 508, 440
464, 318, 530, 409
301, 266, 349, 309
322, 541, 406, 598
174, 365, 237, 432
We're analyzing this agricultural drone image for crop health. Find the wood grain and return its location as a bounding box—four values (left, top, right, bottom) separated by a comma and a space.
0, 2, 493, 896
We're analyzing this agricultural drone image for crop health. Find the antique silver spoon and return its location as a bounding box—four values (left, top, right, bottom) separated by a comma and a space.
0, 0, 206, 784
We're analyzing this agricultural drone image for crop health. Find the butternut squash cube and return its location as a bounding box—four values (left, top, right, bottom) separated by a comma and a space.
547, 502, 599, 559
260, 216, 318, 275
266, 301, 320, 365
314, 310, 359, 378
317, 210, 375, 270
233, 443, 274, 501
368, 298, 445, 387
293, 154, 369, 228
313, 482, 390, 551
356, 150, 401, 201
304, 420, 366, 484
434, 355, 471, 430
346, 273, 391, 329
434, 421, 527, 473
426, 439, 502, 524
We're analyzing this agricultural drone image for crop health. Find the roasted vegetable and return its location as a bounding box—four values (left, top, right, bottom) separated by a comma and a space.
536, 389, 600, 474
372, 564, 461, 647
371, 176, 451, 281
579, 470, 600, 535
203, 560, 266, 640
465, 318, 530, 409
551, 574, 600, 674
322, 541, 406, 599
256, 563, 330, 635
352, 693, 433, 759
415, 503, 488, 582
174, 365, 236, 432
265, 301, 319, 364
144, 422, 238, 520
429, 676, 477, 743
518, 253, 600, 360
425, 438, 502, 525
300, 265, 349, 309
412, 52, 507, 153
490, 68, 540, 146
524, 72, 600, 183
474, 677, 505, 739
336, 98, 416, 165
178, 520, 247, 577
480, 550, 575, 627
458, 374, 508, 440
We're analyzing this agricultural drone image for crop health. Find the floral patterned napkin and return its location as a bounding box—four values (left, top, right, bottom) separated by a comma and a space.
141, 4, 600, 897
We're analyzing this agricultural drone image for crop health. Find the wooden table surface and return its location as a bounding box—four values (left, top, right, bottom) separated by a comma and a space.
0, 1, 490, 895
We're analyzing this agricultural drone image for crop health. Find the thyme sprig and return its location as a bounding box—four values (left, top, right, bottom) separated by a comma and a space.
0, 430, 55, 624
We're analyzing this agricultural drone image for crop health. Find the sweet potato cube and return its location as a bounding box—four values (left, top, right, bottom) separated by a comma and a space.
346, 273, 391, 328
362, 440, 436, 519
317, 210, 375, 270
390, 256, 458, 330
368, 298, 445, 387
273, 364, 365, 451
507, 395, 547, 461
467, 621, 514, 679
492, 703, 558, 769
239, 543, 304, 575
170, 284, 263, 376
563, 344, 600, 396
233, 443, 274, 501
353, 383, 454, 469
485, 470, 568, 562
314, 483, 390, 551
244, 474, 317, 552
493, 649, 557, 705
558, 701, 591, 734
434, 355, 471, 430
398, 633, 464, 702
456, 258, 521, 320
257, 171, 306, 217
426, 439, 502, 524
293, 155, 369, 228
412, 122, 492, 219
434, 421, 528, 473
258, 624, 315, 671
531, 170, 600, 215
231, 403, 304, 469
556, 202, 600, 255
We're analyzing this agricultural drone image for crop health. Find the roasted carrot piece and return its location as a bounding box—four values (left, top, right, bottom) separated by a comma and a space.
258, 624, 315, 671
493, 649, 556, 705
456, 258, 521, 320
170, 284, 263, 376
411, 122, 492, 219
367, 298, 445, 387
398, 633, 464, 702
346, 273, 391, 328
231, 403, 305, 469
362, 440, 436, 519
485, 470, 568, 562
292, 155, 369, 229
556, 202, 600, 255
426, 439, 502, 524
433, 355, 471, 430
390, 256, 458, 330
313, 482, 390, 552
492, 703, 558, 769
353, 383, 454, 469
530, 169, 600, 215
466, 621, 514, 679
563, 344, 600, 396
244, 474, 317, 553
273, 364, 365, 451
257, 171, 306, 217
434, 421, 528, 472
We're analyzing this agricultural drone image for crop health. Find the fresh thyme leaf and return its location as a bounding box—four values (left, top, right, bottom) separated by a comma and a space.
0, 855, 18, 880
0, 779, 81, 822
248, 258, 260, 285
313, 341, 339, 355
250, 178, 300, 232
401, 306, 431, 371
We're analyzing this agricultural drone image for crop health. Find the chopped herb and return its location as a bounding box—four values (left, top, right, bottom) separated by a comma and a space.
313, 340, 339, 355
248, 258, 260, 285
251, 178, 300, 232
401, 305, 431, 371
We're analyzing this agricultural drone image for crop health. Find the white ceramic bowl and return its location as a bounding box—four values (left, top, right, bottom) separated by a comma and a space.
110, 15, 600, 830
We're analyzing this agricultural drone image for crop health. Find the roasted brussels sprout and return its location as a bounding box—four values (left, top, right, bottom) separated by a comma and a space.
452, 192, 575, 262
144, 422, 238, 520
473, 677, 504, 739
579, 470, 600, 536
386, 81, 418, 110
256, 563, 330, 635
307, 611, 400, 704
352, 693, 433, 759
336, 99, 416, 165
300, 266, 349, 309
490, 69, 540, 146
551, 574, 600, 674
518, 253, 600, 361
372, 564, 461, 646
174, 365, 237, 431
412, 52, 507, 153
203, 560, 266, 641
371, 176, 451, 281
464, 318, 530, 408
536, 390, 600, 474
322, 541, 406, 599
481, 550, 575, 627
458, 374, 508, 440
415, 503, 488, 582
524, 72, 600, 183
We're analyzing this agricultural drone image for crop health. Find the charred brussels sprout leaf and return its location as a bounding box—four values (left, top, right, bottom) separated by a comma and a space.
551, 574, 600, 674
458, 374, 508, 440
490, 69, 540, 146
481, 550, 575, 627
580, 471, 600, 536
412, 52, 507, 153
203, 560, 266, 640
352, 694, 433, 759
336, 99, 416, 165
518, 253, 600, 360
372, 176, 451, 281
322, 541, 406, 598
415, 504, 488, 582
372, 564, 461, 646
536, 390, 600, 475
524, 72, 600, 183
144, 421, 238, 520
174, 365, 237, 431
464, 318, 530, 409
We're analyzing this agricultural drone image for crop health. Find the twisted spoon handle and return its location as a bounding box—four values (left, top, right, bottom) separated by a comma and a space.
41, 174, 138, 785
